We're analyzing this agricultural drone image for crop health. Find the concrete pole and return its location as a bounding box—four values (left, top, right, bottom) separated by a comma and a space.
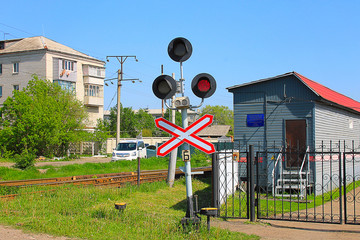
116, 68, 122, 144
167, 73, 177, 187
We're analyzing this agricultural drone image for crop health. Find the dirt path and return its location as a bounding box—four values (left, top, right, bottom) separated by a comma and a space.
0, 225, 73, 240
213, 218, 360, 240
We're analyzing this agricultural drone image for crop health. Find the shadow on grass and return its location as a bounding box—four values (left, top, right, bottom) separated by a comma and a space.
171, 176, 213, 212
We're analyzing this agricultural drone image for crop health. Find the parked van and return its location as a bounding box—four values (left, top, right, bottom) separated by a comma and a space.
111, 140, 147, 161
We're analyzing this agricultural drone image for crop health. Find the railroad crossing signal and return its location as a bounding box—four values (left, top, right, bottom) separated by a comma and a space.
167, 37, 193, 62
191, 73, 217, 99
152, 75, 177, 100
155, 114, 215, 156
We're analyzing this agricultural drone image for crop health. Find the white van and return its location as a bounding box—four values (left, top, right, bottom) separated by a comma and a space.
111, 140, 147, 161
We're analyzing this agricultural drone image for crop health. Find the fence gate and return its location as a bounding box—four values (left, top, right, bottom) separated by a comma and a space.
214, 148, 250, 219
213, 142, 360, 225
343, 147, 360, 224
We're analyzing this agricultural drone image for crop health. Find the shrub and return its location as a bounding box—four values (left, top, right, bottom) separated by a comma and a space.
14, 151, 36, 170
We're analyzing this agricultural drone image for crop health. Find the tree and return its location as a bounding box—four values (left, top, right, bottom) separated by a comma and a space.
93, 119, 110, 153
135, 109, 156, 137
0, 75, 88, 157
199, 105, 234, 134
108, 105, 156, 138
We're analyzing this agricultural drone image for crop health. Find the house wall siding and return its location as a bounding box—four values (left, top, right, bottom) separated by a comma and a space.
313, 103, 360, 194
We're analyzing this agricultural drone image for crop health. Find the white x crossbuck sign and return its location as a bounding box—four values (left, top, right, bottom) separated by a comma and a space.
155, 114, 216, 156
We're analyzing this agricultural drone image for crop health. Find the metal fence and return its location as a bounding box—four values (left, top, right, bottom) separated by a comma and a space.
213, 141, 360, 225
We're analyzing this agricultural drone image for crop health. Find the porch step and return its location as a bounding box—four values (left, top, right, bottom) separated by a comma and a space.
274, 169, 312, 198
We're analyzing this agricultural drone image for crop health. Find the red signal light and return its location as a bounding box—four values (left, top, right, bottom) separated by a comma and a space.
191, 73, 216, 99
198, 79, 211, 92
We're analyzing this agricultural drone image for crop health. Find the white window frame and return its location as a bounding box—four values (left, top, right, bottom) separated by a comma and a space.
62, 60, 74, 71
13, 62, 19, 74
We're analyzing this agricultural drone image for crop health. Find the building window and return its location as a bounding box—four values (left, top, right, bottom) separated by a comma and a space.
13, 62, 19, 73
0, 86, 2, 98
0, 64, 2, 74
0, 41, 4, 50
53, 80, 76, 92
62, 60, 74, 71
13, 85, 19, 91
84, 84, 102, 97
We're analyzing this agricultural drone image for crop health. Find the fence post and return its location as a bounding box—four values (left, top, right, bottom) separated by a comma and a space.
249, 145, 255, 222
212, 152, 219, 214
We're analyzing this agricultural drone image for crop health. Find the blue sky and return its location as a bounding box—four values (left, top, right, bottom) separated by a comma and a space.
1, 1, 359, 111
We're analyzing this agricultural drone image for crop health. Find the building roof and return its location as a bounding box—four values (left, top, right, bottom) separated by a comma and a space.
197, 125, 231, 137
294, 72, 360, 113
0, 36, 104, 63
227, 72, 360, 114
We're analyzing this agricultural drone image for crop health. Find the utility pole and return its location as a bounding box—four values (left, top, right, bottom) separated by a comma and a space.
106, 56, 139, 144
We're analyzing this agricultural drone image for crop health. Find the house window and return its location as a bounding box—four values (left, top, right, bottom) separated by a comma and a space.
0, 86, 2, 98
13, 85, 19, 91
13, 62, 19, 73
53, 80, 76, 92
0, 64, 2, 74
62, 60, 74, 71
84, 84, 102, 97
0, 41, 4, 50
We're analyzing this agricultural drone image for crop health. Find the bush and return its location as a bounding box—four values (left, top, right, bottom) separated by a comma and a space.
14, 151, 36, 170
191, 149, 210, 166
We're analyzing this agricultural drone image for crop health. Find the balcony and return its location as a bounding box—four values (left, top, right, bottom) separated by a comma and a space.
84, 96, 103, 107
83, 65, 105, 78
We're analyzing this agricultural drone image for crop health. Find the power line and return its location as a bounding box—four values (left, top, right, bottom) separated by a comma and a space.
0, 22, 36, 37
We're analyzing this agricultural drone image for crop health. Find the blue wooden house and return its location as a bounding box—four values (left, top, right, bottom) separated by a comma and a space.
227, 72, 360, 196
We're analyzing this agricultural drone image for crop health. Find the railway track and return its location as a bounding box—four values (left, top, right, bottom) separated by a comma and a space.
0, 167, 211, 199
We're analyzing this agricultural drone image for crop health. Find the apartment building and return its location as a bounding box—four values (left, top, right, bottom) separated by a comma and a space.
0, 36, 105, 129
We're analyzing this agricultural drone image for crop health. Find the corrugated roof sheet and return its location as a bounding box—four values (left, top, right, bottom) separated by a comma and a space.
294, 72, 360, 113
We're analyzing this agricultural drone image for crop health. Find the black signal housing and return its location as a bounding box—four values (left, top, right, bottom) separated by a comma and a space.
191, 73, 216, 99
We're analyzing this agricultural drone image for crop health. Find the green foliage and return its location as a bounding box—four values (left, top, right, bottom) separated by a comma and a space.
191, 149, 211, 166
200, 105, 234, 135
93, 119, 110, 153
0, 75, 88, 157
13, 151, 36, 170
108, 106, 157, 138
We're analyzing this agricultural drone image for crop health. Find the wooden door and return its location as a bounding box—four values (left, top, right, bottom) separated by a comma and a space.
285, 119, 307, 168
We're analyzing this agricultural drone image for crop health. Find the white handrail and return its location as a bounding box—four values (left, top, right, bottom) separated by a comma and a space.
299, 146, 310, 198
272, 146, 283, 196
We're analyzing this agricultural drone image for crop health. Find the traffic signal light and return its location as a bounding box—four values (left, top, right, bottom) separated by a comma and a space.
152, 75, 177, 100
168, 37, 193, 62
191, 73, 216, 99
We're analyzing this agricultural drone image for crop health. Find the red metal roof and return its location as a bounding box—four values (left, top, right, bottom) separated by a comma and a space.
294, 72, 360, 113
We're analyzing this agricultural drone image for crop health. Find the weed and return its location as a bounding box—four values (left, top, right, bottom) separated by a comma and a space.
0, 179, 258, 240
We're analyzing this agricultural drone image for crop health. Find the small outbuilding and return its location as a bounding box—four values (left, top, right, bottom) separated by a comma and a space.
227, 72, 360, 195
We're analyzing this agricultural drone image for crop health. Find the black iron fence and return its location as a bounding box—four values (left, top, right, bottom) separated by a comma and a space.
212, 140, 360, 225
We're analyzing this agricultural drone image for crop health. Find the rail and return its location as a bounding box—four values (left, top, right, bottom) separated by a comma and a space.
272, 146, 283, 196
299, 146, 310, 198
0, 167, 212, 199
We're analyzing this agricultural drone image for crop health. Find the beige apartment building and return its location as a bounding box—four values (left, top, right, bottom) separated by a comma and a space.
0, 36, 105, 129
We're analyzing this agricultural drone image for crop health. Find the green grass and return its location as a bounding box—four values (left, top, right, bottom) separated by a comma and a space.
0, 156, 211, 181
0, 178, 259, 240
